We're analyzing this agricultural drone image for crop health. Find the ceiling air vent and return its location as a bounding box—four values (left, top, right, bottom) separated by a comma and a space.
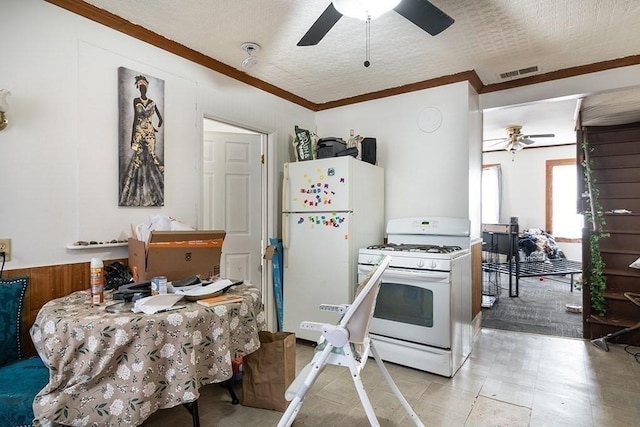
499, 65, 540, 80
499, 70, 519, 79
518, 66, 539, 75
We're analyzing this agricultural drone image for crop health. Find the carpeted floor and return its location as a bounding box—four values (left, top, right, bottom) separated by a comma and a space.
481, 273, 584, 338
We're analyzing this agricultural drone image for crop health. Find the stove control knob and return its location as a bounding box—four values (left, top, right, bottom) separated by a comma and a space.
430, 260, 438, 269
417, 259, 424, 268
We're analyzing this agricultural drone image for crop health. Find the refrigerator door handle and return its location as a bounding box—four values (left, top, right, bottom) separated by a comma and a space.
282, 163, 289, 213
282, 214, 289, 268
282, 164, 290, 267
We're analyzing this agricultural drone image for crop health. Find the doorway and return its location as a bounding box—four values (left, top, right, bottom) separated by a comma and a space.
480, 99, 583, 338
201, 118, 266, 293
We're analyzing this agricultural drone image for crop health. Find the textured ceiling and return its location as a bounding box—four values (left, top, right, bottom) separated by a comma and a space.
74, 0, 640, 149
80, 0, 640, 104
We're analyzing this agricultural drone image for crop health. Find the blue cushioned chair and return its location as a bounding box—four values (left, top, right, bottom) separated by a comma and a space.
0, 277, 49, 427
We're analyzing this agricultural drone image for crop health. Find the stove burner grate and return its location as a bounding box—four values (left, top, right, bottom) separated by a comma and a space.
366, 243, 463, 254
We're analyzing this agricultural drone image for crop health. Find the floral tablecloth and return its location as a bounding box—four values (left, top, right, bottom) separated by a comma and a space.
30, 284, 266, 426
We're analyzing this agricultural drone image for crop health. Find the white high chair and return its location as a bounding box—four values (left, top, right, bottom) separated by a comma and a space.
277, 255, 425, 427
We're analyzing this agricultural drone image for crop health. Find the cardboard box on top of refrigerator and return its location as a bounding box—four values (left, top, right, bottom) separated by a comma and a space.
128, 230, 225, 281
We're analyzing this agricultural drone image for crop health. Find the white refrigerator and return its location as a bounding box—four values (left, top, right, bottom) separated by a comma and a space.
282, 156, 384, 341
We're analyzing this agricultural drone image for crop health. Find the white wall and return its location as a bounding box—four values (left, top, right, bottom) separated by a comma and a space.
0, 0, 315, 269
316, 82, 482, 237
482, 145, 581, 260
468, 89, 483, 239
4, 1, 640, 269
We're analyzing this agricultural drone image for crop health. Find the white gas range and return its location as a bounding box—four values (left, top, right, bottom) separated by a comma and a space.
357, 217, 473, 377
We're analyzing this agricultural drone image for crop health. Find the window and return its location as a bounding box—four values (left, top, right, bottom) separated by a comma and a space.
546, 159, 583, 241
482, 164, 502, 224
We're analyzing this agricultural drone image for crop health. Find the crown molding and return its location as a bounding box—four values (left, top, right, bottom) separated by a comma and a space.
45, 0, 639, 112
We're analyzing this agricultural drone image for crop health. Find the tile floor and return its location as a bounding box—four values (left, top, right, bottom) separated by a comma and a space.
142, 329, 640, 426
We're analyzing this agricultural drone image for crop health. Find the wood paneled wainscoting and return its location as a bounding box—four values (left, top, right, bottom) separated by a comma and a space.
4, 259, 127, 358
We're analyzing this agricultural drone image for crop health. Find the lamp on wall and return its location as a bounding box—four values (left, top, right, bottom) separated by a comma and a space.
0, 89, 10, 131
332, 0, 401, 20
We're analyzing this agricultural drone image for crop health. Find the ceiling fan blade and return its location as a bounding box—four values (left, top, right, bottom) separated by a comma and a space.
297, 3, 343, 46
522, 133, 555, 139
394, 0, 455, 36
485, 138, 508, 148
520, 138, 536, 145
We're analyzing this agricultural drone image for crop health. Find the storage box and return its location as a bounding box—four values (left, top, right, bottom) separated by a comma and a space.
128, 230, 225, 281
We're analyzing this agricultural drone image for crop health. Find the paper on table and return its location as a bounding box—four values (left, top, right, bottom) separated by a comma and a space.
132, 294, 185, 314
174, 279, 234, 297
167, 282, 205, 294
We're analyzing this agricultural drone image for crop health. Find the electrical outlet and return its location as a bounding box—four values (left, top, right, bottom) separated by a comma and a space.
0, 238, 11, 262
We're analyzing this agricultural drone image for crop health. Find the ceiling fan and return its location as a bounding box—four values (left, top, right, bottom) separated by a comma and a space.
484, 125, 555, 152
297, 0, 455, 47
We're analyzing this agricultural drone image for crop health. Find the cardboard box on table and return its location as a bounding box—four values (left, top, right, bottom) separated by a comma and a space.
128, 230, 225, 281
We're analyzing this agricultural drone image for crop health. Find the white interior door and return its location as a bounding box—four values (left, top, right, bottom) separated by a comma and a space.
203, 128, 263, 286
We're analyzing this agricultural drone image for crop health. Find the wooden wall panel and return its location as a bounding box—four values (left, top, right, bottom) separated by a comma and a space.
3, 259, 127, 357
581, 122, 640, 345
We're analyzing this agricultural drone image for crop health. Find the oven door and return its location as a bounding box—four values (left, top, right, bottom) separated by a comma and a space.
359, 264, 451, 349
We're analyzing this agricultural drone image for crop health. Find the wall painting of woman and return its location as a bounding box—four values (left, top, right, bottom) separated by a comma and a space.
118, 67, 165, 207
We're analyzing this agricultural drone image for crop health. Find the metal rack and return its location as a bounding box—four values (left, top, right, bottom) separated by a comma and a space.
481, 233, 501, 308
481, 219, 520, 297
482, 218, 582, 297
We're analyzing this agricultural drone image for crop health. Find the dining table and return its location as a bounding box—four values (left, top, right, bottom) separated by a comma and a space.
29, 283, 266, 426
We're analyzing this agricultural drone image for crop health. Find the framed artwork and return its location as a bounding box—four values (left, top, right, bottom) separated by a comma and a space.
118, 67, 165, 207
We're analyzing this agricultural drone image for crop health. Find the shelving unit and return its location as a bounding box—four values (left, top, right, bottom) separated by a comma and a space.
66, 242, 127, 250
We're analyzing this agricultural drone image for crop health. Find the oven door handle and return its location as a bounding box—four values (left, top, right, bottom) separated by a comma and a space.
360, 266, 450, 282
388, 269, 450, 281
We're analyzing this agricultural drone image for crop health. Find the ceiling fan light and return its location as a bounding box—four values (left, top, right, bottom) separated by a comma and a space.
333, 0, 401, 21
511, 142, 524, 152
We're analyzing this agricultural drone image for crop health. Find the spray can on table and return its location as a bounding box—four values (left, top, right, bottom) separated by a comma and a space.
90, 257, 104, 305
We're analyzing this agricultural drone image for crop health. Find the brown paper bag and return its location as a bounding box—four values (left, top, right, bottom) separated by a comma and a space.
242, 331, 296, 411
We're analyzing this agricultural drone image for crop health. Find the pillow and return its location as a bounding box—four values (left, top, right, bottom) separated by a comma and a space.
0, 277, 29, 367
